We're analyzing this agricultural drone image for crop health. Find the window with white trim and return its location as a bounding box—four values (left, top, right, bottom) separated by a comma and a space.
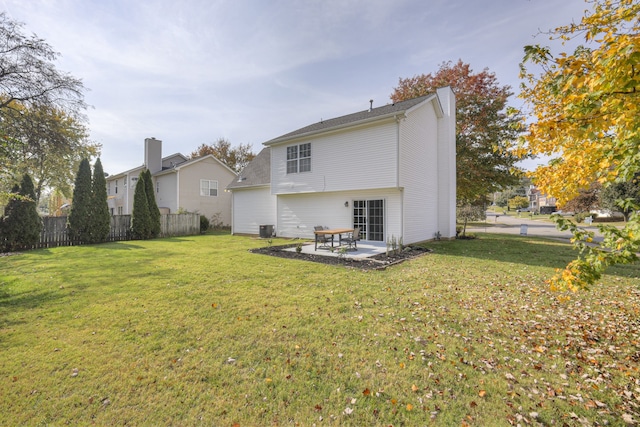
200, 179, 218, 197
286, 142, 311, 174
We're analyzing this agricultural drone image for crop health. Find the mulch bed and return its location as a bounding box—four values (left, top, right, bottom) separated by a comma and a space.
250, 243, 431, 270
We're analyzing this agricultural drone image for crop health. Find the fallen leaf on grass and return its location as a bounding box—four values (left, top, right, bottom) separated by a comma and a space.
478, 390, 486, 398
362, 388, 371, 396
411, 384, 419, 392
406, 403, 413, 411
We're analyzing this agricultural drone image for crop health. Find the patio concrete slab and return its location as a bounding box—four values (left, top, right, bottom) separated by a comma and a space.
283, 240, 387, 259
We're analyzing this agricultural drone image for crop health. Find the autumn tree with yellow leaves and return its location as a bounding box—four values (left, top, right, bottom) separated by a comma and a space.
519, 0, 639, 290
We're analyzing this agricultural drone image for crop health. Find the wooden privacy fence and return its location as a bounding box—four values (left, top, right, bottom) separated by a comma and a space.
35, 213, 200, 249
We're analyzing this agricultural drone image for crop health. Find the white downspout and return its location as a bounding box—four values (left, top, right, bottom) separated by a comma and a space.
396, 115, 403, 239
395, 115, 401, 188
176, 172, 180, 213
125, 173, 130, 214
224, 190, 236, 236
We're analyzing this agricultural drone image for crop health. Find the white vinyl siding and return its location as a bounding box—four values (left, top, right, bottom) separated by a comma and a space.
155, 173, 177, 213
200, 179, 218, 197
399, 101, 440, 243
275, 189, 401, 240
232, 186, 277, 235
271, 119, 398, 195
436, 87, 457, 238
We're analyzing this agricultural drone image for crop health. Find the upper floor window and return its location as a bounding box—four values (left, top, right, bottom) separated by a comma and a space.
115, 180, 118, 194
287, 142, 311, 174
200, 179, 218, 197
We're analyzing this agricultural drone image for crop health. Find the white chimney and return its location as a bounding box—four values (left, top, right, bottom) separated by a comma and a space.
144, 137, 162, 174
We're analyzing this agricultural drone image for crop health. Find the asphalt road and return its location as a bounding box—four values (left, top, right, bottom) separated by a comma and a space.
466, 213, 605, 243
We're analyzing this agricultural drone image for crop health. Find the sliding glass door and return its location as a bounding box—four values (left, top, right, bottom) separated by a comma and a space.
353, 199, 385, 241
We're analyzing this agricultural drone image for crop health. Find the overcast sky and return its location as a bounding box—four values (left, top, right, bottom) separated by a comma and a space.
2, 0, 588, 175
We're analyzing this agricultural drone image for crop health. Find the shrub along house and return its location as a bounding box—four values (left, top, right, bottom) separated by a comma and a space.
106, 137, 237, 225
227, 88, 456, 245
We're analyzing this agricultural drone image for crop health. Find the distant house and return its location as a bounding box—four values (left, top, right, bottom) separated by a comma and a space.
527, 186, 557, 214
227, 88, 456, 244
106, 138, 237, 225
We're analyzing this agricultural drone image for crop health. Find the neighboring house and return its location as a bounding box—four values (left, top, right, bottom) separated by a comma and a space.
527, 186, 557, 213
227, 87, 456, 244
106, 137, 237, 225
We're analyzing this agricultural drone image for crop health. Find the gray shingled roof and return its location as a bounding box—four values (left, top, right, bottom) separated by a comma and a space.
226, 147, 271, 189
264, 94, 434, 145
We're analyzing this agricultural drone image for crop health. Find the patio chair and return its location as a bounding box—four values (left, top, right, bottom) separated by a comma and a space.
314, 225, 332, 249
341, 227, 360, 251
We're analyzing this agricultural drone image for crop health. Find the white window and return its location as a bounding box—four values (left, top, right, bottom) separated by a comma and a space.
286, 142, 311, 174
200, 179, 218, 197
107, 182, 111, 195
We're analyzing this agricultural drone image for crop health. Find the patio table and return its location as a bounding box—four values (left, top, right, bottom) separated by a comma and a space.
314, 228, 354, 250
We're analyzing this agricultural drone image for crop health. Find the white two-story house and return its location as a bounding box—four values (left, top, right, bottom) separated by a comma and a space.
106, 137, 237, 225
227, 88, 456, 244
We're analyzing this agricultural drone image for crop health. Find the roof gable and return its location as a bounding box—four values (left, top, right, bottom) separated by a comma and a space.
153, 154, 237, 177
108, 153, 189, 179
226, 147, 271, 189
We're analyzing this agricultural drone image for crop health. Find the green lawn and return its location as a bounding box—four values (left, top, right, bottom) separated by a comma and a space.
1, 233, 638, 426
